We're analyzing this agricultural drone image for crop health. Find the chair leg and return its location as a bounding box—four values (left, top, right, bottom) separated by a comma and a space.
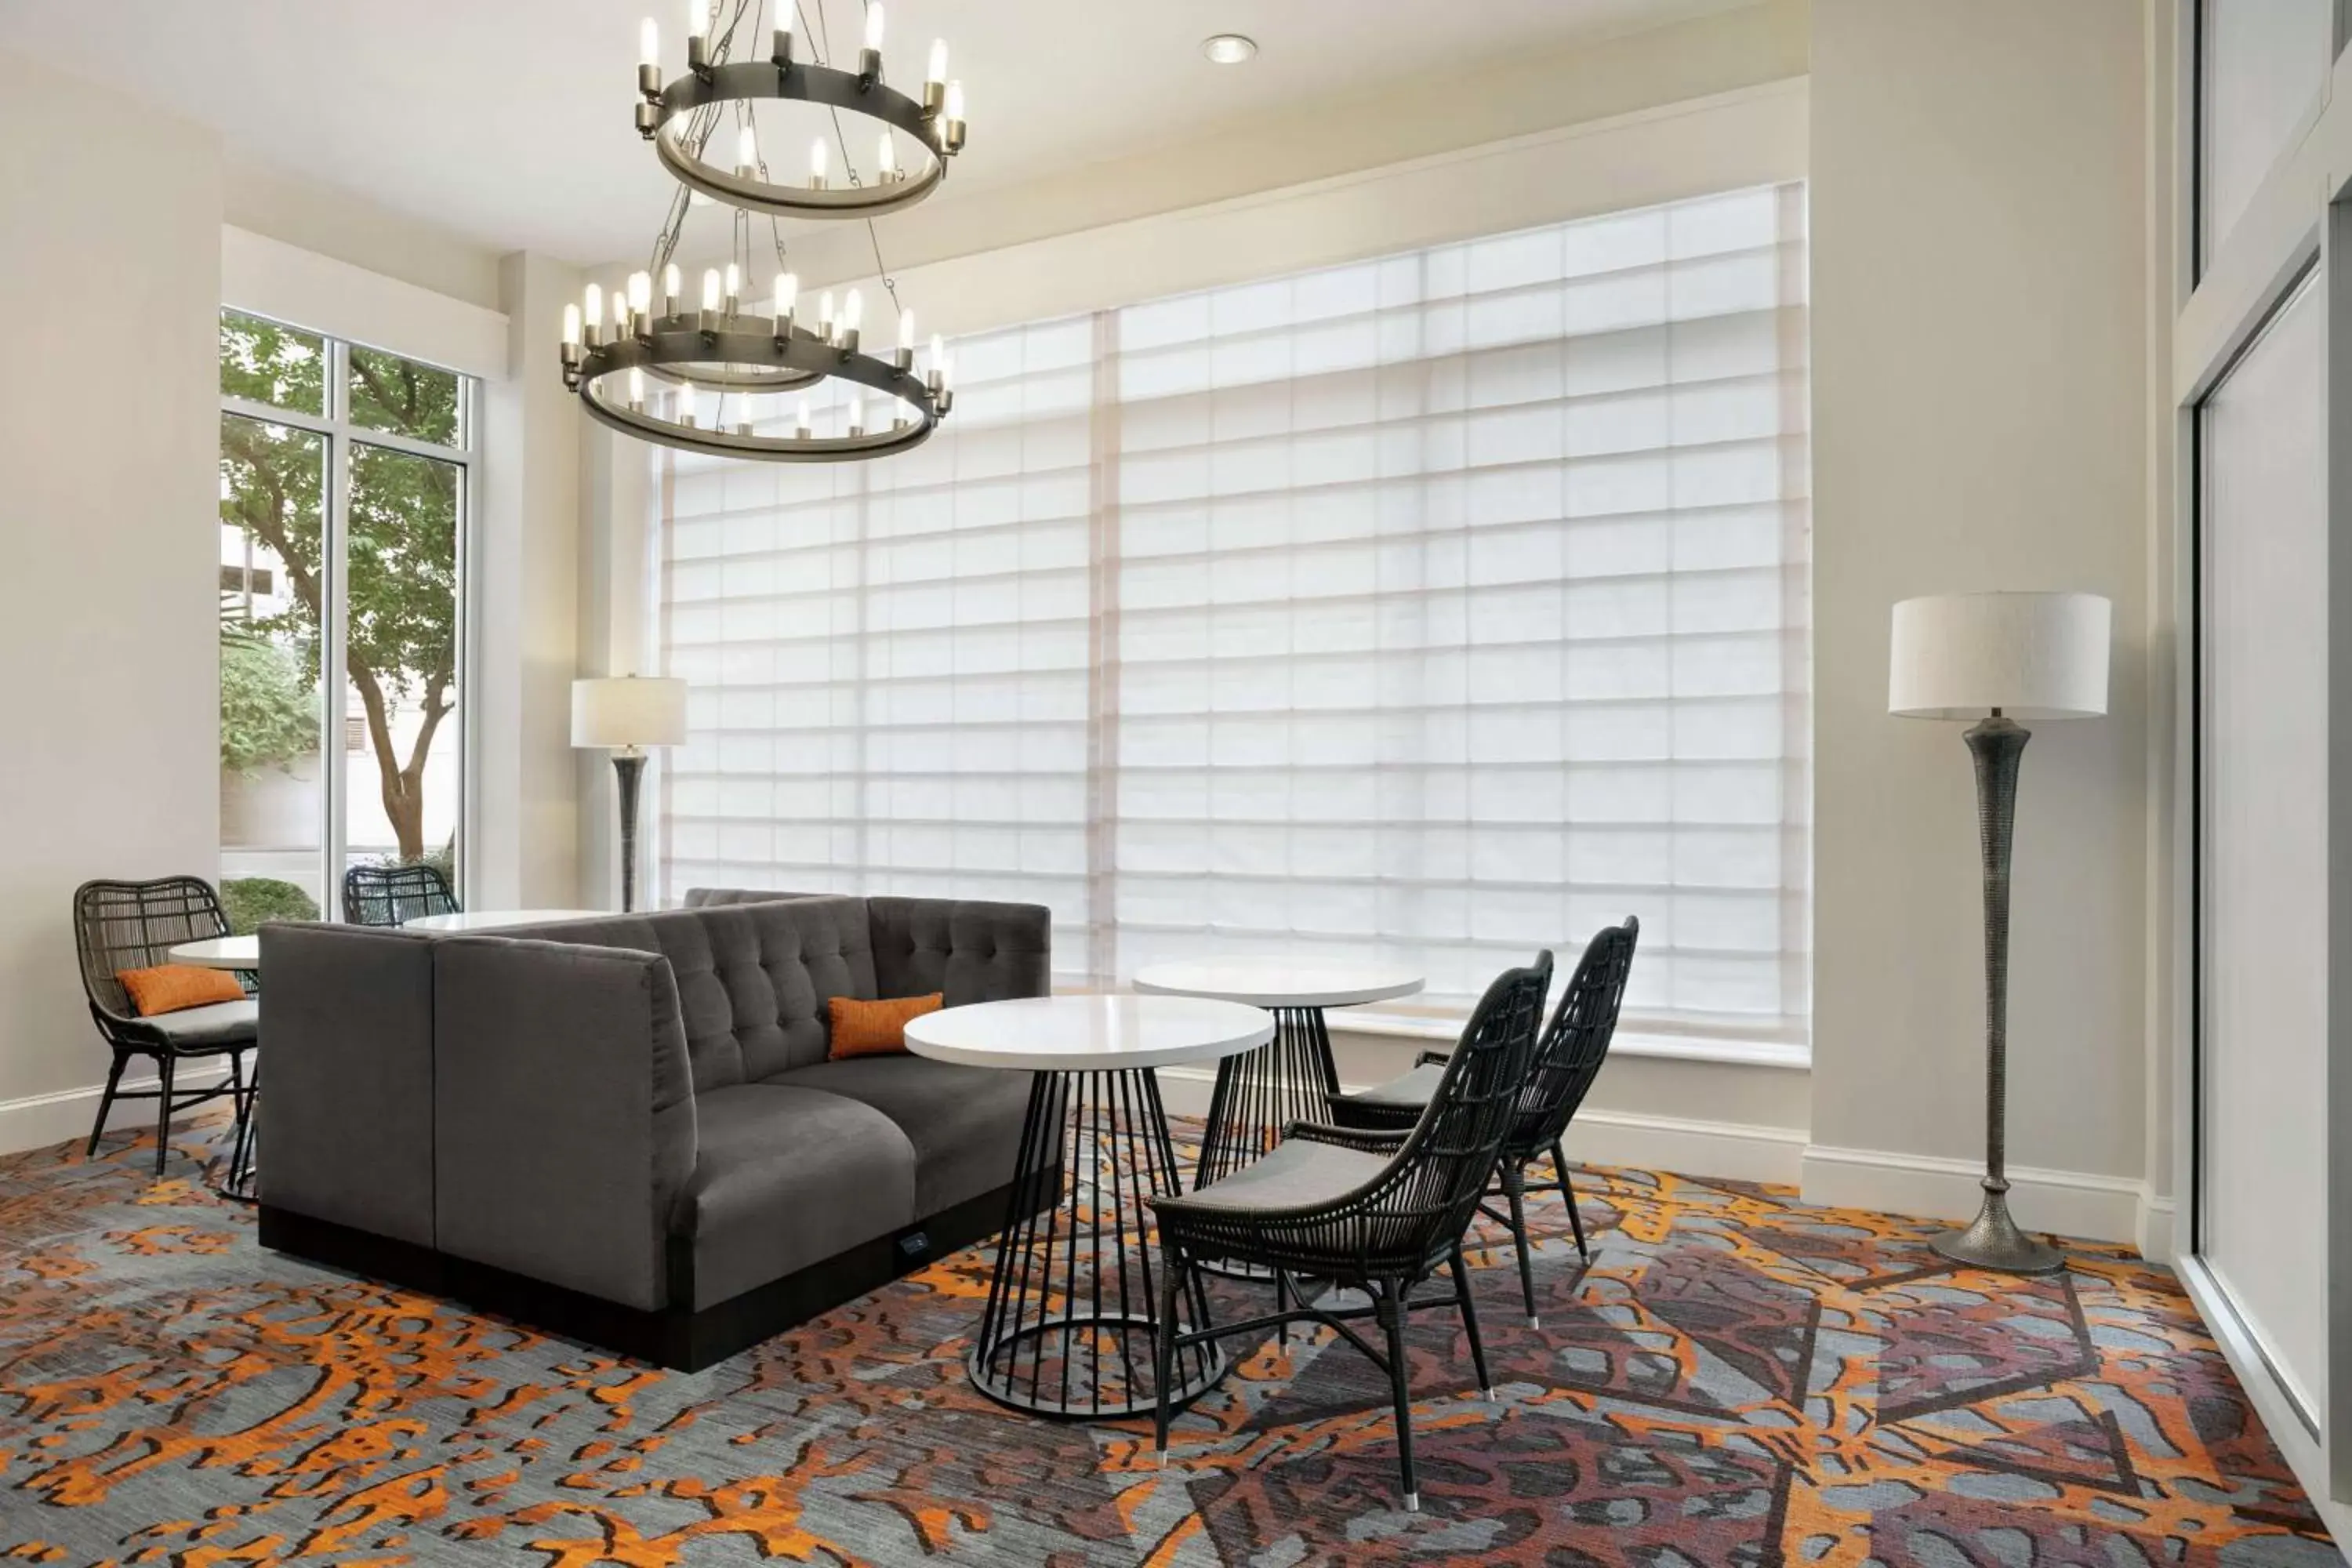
1376, 1280, 1420, 1512
1553, 1140, 1588, 1260
152, 1053, 176, 1178
1275, 1269, 1291, 1350
1450, 1242, 1492, 1399
1152, 1244, 1182, 1462
1501, 1162, 1539, 1329
86, 1052, 129, 1158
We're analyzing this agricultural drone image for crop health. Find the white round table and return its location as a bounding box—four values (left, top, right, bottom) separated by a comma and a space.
168, 935, 260, 971
1133, 958, 1424, 1187
404, 909, 610, 931
905, 994, 1272, 1421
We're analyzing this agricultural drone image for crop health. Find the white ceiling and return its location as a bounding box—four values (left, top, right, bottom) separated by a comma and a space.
0, 0, 1755, 267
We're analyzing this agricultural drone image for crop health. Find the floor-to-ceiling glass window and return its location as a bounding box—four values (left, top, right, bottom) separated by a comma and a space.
216, 310, 473, 924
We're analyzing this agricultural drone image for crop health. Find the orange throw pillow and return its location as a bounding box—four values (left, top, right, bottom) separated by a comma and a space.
828, 993, 944, 1059
116, 964, 245, 1018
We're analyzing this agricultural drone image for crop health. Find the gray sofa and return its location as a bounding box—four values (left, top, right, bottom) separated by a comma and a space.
256, 891, 1052, 1369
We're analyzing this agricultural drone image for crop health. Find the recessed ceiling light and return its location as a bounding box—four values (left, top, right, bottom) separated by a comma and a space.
1202, 34, 1258, 65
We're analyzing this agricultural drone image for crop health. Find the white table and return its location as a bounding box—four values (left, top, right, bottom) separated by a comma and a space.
168, 935, 260, 971
404, 909, 610, 932
906, 994, 1272, 1421
1133, 958, 1424, 1187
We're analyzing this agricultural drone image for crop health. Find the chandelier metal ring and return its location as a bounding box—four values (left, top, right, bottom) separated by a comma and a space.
645, 60, 958, 221
566, 314, 949, 462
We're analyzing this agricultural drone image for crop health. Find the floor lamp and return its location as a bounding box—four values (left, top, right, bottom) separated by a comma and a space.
572, 676, 688, 914
1889, 591, 2111, 1274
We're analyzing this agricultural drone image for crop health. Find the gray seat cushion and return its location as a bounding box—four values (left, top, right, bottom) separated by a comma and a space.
767, 1055, 1032, 1215
1342, 1061, 1443, 1114
1181, 1137, 1388, 1212
136, 998, 259, 1051
682, 1083, 917, 1309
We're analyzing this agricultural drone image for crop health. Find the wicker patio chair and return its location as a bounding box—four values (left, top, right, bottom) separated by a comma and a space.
1148, 953, 1554, 1512
72, 877, 257, 1177
1330, 917, 1639, 1326
342, 862, 459, 927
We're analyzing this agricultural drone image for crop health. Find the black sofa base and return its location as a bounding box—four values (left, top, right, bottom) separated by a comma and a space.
260, 1169, 1056, 1373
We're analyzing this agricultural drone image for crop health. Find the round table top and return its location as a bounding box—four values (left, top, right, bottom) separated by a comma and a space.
405, 909, 611, 932
169, 935, 260, 971
1131, 956, 1425, 1010
904, 994, 1274, 1073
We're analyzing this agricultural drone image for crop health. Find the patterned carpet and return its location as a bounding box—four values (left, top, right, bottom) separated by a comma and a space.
0, 1112, 2334, 1566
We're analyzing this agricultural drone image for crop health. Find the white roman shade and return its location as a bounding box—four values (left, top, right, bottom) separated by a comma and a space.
658, 183, 1813, 1040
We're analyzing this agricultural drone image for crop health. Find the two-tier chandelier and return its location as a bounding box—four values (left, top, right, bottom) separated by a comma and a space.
560, 0, 964, 463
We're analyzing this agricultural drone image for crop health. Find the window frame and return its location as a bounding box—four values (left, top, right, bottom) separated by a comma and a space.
218, 313, 480, 916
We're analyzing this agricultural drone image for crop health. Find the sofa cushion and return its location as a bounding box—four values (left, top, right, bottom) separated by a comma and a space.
683, 1083, 917, 1310
496, 899, 878, 1089
767, 1055, 1033, 1215
867, 896, 1052, 1005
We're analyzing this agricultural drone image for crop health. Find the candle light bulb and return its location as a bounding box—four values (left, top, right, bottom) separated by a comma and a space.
818, 290, 835, 334
561, 303, 582, 347
735, 123, 757, 173
797, 397, 811, 435
774, 272, 796, 321
701, 268, 720, 311
685, 0, 705, 42
844, 289, 863, 335
898, 307, 916, 351
627, 270, 652, 317
629, 367, 646, 406
662, 263, 681, 309
809, 137, 829, 186
850, 392, 865, 432
864, 2, 885, 51
737, 392, 757, 432
927, 38, 947, 84
877, 130, 897, 177
724, 261, 741, 303
945, 79, 965, 121
677, 380, 695, 423
640, 17, 659, 66
583, 283, 604, 332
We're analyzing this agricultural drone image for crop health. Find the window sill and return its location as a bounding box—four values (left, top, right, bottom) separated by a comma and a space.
1326, 1011, 1812, 1072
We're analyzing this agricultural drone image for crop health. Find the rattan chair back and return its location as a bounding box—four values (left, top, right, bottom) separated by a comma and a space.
73, 877, 232, 1022
1509, 916, 1639, 1156
343, 863, 459, 927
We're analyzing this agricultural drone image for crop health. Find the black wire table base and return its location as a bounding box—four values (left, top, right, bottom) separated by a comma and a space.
1192, 1005, 1341, 1280
967, 1067, 1226, 1420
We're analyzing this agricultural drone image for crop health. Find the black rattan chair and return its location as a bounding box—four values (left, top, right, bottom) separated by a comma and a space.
343, 863, 459, 927
1149, 953, 1554, 1512
1331, 917, 1640, 1327
72, 877, 258, 1177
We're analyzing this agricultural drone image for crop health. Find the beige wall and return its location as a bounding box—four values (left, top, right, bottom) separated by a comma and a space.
1809, 1, 2151, 1201
0, 49, 223, 1137
225, 156, 502, 314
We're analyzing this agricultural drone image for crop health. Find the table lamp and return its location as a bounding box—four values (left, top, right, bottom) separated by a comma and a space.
1889, 590, 2110, 1273
572, 675, 687, 913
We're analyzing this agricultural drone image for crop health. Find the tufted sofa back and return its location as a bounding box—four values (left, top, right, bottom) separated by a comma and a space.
506, 892, 1051, 1094
498, 898, 877, 1092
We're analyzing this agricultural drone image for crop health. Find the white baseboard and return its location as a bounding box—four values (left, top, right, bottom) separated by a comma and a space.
1801, 1143, 2147, 1247
0, 1063, 236, 1159
1153, 1065, 1807, 1186
2136, 1194, 2176, 1267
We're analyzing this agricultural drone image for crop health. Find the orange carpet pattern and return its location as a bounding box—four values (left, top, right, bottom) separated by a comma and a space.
0, 1113, 2336, 1566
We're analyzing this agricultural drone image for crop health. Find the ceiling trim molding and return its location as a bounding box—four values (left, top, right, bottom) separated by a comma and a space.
222, 224, 508, 380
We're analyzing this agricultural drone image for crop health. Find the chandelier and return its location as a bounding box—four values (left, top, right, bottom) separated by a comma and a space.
559, 2, 960, 463
637, 1, 966, 220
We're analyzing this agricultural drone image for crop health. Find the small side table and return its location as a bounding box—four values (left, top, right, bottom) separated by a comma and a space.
166, 935, 263, 1200
1131, 958, 1424, 1187
905, 993, 1272, 1420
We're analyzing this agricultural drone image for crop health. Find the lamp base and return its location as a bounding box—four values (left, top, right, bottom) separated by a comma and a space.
1929, 1182, 2066, 1274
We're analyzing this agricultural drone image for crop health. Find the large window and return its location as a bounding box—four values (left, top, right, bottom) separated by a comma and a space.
217, 310, 472, 924
658, 183, 1810, 1044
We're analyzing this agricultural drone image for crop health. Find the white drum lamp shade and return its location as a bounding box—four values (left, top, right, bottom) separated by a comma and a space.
572, 676, 688, 749
1889, 592, 2111, 720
